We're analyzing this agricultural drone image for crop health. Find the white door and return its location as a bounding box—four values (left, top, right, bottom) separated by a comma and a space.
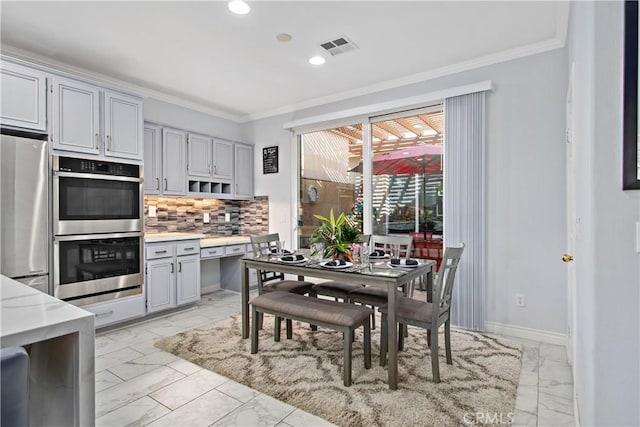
565, 64, 577, 366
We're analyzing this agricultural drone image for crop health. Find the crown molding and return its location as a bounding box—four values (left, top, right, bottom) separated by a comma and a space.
0, 45, 243, 123
241, 37, 566, 123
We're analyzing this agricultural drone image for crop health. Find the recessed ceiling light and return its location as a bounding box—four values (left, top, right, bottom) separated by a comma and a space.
228, 0, 250, 15
276, 33, 292, 42
309, 56, 326, 65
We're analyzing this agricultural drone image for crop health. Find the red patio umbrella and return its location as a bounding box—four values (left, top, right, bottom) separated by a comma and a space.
349, 143, 442, 238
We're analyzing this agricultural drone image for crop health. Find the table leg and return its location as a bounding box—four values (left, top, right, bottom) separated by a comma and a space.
426, 265, 434, 344
242, 264, 249, 339
388, 281, 398, 390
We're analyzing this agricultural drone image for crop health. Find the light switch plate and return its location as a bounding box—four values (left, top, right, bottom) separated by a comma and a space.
148, 206, 157, 218
204, 212, 210, 223
225, 213, 231, 222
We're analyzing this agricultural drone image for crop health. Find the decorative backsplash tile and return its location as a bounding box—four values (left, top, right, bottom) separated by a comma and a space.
144, 196, 269, 236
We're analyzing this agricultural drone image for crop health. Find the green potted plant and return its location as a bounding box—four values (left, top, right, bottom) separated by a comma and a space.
310, 209, 361, 261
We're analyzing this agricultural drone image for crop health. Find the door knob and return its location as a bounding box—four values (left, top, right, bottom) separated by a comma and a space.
562, 254, 574, 263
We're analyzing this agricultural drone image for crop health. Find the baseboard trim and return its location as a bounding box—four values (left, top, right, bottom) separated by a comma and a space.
484, 321, 566, 345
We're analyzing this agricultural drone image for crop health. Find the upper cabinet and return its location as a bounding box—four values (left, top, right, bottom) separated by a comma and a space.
212, 139, 233, 180
143, 124, 163, 194
234, 144, 254, 199
162, 128, 187, 196
51, 76, 143, 161
144, 122, 253, 200
187, 133, 213, 178
0, 61, 47, 132
104, 90, 143, 160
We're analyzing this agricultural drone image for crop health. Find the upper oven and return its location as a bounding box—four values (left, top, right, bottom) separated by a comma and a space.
53, 156, 143, 235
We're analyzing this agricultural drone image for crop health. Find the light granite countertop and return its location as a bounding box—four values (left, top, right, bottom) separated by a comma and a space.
0, 275, 94, 346
144, 232, 207, 243
200, 236, 251, 248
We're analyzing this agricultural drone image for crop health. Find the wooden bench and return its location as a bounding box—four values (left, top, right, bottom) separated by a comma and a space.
250, 291, 373, 386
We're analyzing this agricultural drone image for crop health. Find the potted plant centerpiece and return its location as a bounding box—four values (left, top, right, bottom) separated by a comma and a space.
310, 209, 361, 261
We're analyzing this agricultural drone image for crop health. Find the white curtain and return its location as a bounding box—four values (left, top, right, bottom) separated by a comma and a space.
444, 91, 486, 331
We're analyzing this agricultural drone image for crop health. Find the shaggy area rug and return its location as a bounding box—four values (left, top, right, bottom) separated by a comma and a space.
156, 314, 521, 427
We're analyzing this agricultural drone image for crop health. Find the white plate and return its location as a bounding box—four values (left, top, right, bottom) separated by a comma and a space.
280, 256, 308, 264
369, 254, 390, 260
387, 261, 420, 268
320, 260, 353, 269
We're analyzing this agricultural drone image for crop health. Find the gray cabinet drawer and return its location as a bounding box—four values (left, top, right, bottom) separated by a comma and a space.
176, 241, 199, 256
200, 246, 224, 259
146, 244, 174, 260
224, 244, 246, 256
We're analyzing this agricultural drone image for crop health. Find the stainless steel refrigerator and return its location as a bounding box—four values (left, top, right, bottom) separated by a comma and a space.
0, 133, 49, 293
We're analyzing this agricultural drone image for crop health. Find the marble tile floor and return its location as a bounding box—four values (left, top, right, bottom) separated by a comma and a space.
96, 290, 575, 427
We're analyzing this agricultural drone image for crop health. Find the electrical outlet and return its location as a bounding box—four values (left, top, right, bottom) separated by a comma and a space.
203, 212, 210, 223
225, 213, 231, 222
148, 206, 157, 218
515, 293, 525, 307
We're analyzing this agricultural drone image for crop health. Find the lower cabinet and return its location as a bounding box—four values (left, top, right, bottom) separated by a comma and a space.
146, 240, 200, 313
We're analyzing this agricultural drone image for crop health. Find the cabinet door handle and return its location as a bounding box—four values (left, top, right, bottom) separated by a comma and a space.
95, 310, 114, 318
106, 135, 111, 151
95, 133, 99, 148
209, 164, 211, 174
164, 178, 168, 191
155, 250, 167, 254
170, 262, 174, 273
178, 261, 182, 272
156, 178, 159, 190
214, 165, 217, 175
183, 247, 194, 251
232, 247, 240, 252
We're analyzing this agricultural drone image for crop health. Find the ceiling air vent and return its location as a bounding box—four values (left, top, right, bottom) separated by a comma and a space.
320, 36, 358, 56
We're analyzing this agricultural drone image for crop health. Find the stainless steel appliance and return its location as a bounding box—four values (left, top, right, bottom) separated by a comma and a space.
53, 232, 143, 306
53, 156, 143, 235
0, 132, 49, 293
52, 155, 144, 305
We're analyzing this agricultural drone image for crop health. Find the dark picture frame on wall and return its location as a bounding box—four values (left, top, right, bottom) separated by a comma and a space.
623, 0, 640, 189
262, 146, 279, 174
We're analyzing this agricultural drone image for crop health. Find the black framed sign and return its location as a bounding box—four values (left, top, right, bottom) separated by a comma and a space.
623, 1, 640, 189
263, 146, 279, 174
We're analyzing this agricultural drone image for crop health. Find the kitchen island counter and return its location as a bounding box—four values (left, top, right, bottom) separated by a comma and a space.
1, 275, 95, 426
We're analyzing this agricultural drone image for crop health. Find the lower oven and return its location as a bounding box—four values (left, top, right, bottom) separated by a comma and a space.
53, 232, 143, 306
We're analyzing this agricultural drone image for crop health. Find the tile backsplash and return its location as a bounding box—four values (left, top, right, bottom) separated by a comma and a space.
144, 196, 268, 236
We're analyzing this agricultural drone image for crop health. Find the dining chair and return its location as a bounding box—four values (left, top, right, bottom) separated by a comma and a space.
348, 234, 413, 329
249, 234, 317, 336
379, 243, 465, 383
311, 234, 371, 303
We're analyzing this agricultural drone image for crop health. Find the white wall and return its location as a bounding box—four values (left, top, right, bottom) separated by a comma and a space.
144, 97, 247, 142
243, 48, 569, 335
568, 2, 640, 425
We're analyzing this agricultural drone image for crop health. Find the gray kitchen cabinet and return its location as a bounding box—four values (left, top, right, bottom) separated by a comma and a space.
143, 124, 162, 194
104, 90, 143, 160
0, 61, 47, 132
176, 254, 200, 305
213, 139, 234, 179
145, 240, 200, 313
234, 143, 254, 198
187, 133, 213, 178
162, 128, 187, 196
52, 76, 143, 160
52, 76, 100, 155
146, 257, 175, 313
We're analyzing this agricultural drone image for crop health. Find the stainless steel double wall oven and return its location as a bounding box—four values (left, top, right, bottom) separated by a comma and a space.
53, 156, 144, 306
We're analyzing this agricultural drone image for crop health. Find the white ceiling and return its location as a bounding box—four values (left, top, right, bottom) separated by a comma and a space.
0, 1, 568, 122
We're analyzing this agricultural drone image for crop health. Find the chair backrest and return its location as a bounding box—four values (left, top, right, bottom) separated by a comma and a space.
249, 234, 285, 289
432, 243, 465, 321
370, 235, 413, 259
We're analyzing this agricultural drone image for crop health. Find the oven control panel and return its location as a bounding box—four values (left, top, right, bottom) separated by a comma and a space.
57, 156, 140, 178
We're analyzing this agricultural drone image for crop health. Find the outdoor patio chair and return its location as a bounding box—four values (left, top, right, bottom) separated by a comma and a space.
379, 243, 465, 383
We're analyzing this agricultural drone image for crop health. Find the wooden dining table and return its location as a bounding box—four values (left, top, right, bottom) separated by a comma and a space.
240, 253, 435, 390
